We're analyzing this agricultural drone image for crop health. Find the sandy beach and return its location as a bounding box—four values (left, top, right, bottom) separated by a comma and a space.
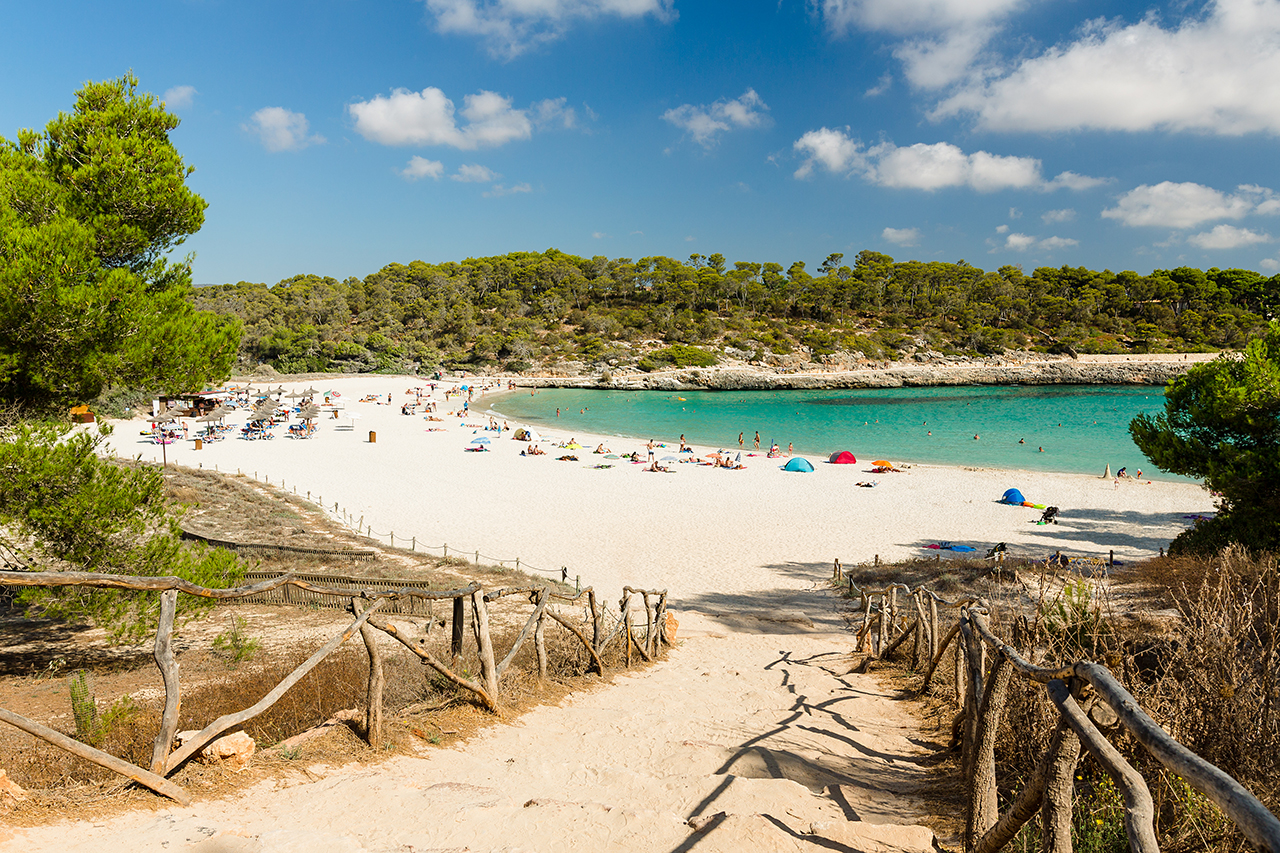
115, 374, 1214, 604
3, 373, 1219, 852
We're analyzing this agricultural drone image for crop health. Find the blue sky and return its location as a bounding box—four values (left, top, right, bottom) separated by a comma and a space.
5, 0, 1280, 284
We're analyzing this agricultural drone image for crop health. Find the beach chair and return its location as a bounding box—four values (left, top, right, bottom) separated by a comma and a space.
985, 542, 1007, 559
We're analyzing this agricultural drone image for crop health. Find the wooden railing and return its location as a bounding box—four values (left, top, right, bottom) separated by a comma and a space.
846, 580, 1280, 853
0, 570, 670, 806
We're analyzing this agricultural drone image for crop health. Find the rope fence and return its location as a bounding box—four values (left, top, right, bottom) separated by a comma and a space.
192, 463, 578, 584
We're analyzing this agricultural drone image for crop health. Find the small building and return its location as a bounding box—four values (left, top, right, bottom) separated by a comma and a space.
68, 405, 96, 424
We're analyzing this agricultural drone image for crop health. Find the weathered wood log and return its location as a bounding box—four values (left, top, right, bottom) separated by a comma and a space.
1043, 721, 1082, 853
546, 609, 605, 675
929, 595, 939, 661
366, 614, 498, 712
879, 618, 919, 660
642, 592, 654, 657
165, 598, 387, 774
918, 620, 962, 696
534, 608, 548, 680
150, 589, 181, 776
588, 589, 601, 653
1046, 679, 1158, 853
973, 719, 1075, 853
0, 569, 477, 603
496, 589, 550, 678
471, 590, 499, 700
655, 592, 669, 648
0, 707, 190, 805
356, 598, 385, 748
1075, 661, 1280, 852
966, 655, 1012, 852
911, 592, 929, 671
621, 593, 632, 667
451, 595, 465, 663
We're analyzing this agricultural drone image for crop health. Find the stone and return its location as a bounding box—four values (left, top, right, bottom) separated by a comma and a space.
178, 730, 257, 767
664, 610, 679, 643
0, 769, 26, 812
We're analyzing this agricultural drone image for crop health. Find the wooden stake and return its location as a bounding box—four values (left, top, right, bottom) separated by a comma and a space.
150, 589, 181, 776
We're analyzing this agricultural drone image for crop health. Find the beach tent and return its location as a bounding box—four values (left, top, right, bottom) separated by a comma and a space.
828, 451, 857, 464
513, 428, 540, 441
783, 457, 814, 473
1000, 488, 1026, 505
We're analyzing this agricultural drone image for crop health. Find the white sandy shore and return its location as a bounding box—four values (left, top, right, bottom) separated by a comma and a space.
114, 374, 1214, 604
4, 373, 1218, 853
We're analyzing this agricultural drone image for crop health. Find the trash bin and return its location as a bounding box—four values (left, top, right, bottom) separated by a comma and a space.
194, 438, 203, 450
369, 430, 376, 443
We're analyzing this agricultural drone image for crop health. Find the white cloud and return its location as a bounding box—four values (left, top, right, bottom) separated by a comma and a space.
453, 164, 500, 182
349, 87, 534, 149
995, 224, 1009, 234
163, 85, 197, 110
936, 0, 1280, 134
662, 89, 771, 148
592, 231, 608, 239
531, 97, 577, 129
1260, 257, 1280, 272
793, 130, 1105, 193
1187, 224, 1272, 249
999, 232, 1078, 251
1042, 208, 1076, 224
424, 0, 675, 60
882, 226, 921, 246
1102, 182, 1277, 228
483, 182, 532, 197
401, 156, 445, 181
815, 0, 1027, 88
244, 107, 325, 152
792, 128, 865, 179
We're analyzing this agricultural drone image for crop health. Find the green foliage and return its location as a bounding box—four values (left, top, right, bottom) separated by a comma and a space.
645, 344, 718, 368
211, 615, 262, 665
0, 420, 244, 640
0, 74, 239, 407
1130, 322, 1280, 552
1040, 580, 1110, 659
68, 670, 99, 744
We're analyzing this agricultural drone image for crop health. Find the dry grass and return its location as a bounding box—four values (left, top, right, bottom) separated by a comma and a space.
0, 464, 660, 822
840, 545, 1280, 853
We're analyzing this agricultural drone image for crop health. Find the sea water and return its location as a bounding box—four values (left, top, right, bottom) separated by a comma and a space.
491, 384, 1189, 481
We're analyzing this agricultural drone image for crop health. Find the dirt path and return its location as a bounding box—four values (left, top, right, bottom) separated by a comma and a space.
5, 588, 949, 853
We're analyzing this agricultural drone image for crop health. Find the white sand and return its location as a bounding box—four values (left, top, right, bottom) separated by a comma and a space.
4, 374, 1215, 851
115, 374, 1213, 604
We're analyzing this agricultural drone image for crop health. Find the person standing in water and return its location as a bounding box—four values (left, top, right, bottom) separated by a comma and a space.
738, 432, 744, 448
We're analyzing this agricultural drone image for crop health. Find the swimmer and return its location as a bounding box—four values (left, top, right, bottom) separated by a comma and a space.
1038, 446, 1044, 452
1018, 438, 1025, 444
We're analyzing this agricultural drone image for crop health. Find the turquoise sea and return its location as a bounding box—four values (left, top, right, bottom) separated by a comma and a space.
491, 384, 1189, 482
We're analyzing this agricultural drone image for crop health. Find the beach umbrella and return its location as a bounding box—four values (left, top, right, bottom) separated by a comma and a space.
346, 411, 362, 420
471, 437, 491, 445
872, 460, 895, 468
285, 390, 306, 400
660, 455, 679, 462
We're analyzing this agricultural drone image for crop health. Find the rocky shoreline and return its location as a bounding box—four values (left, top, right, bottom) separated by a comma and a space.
516, 357, 1205, 392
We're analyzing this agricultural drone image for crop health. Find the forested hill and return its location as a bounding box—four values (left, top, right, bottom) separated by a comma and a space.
191, 249, 1279, 376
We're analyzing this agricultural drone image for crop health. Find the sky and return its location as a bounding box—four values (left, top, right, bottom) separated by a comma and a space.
5, 0, 1280, 285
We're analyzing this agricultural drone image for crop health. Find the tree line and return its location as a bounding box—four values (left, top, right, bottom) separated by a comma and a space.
193, 250, 1279, 376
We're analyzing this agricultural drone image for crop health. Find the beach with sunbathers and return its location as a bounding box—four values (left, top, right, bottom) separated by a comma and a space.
114, 374, 1216, 601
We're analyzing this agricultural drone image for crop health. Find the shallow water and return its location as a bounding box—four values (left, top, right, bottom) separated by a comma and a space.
492, 384, 1186, 481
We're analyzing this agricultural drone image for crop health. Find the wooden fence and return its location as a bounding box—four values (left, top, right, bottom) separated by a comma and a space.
843, 577, 1280, 853
0, 570, 670, 806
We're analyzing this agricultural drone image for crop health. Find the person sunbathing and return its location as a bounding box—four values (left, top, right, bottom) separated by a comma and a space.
647, 461, 668, 472
594, 443, 611, 454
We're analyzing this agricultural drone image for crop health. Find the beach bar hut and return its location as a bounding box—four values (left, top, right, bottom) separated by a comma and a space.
828, 451, 857, 464
783, 457, 815, 473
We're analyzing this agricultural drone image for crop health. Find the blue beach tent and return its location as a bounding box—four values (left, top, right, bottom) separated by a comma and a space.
1000, 488, 1026, 505
783, 457, 814, 473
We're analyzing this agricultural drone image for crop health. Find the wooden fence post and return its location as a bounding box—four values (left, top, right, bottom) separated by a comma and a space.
357, 598, 385, 748
470, 589, 499, 700
534, 605, 548, 680
967, 656, 1013, 851
150, 589, 181, 776
451, 596, 465, 664
1042, 724, 1082, 853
